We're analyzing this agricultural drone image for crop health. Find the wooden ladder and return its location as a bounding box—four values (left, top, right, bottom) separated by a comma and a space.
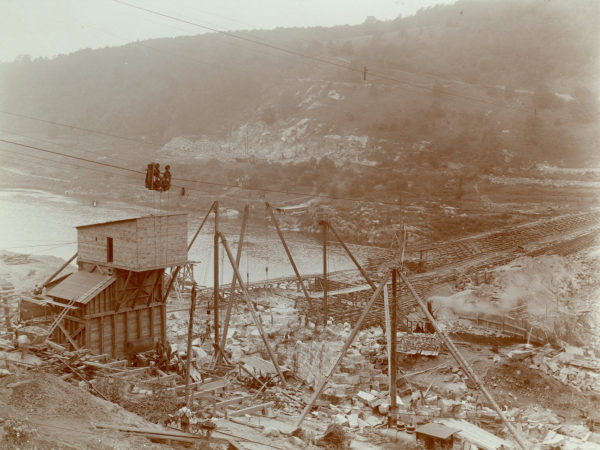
46, 297, 77, 338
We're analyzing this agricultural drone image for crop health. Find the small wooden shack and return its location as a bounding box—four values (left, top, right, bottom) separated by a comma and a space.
45, 214, 188, 358
415, 422, 459, 449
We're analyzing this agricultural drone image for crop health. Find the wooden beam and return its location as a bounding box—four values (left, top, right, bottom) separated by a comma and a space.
161, 304, 166, 343
228, 402, 274, 417
169, 379, 228, 393
92, 424, 236, 447
99, 316, 104, 354
135, 373, 178, 386
215, 396, 246, 410
389, 269, 398, 426
124, 311, 128, 347
327, 221, 376, 289
214, 201, 219, 349
219, 232, 287, 387
60, 314, 85, 324
129, 271, 152, 309
115, 271, 132, 312
57, 321, 80, 350
42, 252, 77, 288
188, 201, 215, 251
111, 314, 116, 357
71, 323, 85, 340
218, 204, 249, 365
108, 367, 150, 378
136, 309, 141, 339
293, 273, 389, 430
265, 202, 313, 308
147, 269, 163, 306
85, 302, 164, 320
322, 220, 327, 326
149, 305, 154, 339
185, 284, 197, 407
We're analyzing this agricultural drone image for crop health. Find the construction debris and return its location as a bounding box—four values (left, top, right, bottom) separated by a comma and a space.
2, 209, 600, 449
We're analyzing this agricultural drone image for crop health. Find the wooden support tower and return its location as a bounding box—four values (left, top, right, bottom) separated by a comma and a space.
45, 214, 188, 358
213, 201, 219, 348
322, 220, 328, 326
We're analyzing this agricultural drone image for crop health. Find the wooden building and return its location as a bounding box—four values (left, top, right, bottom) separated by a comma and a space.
45, 214, 188, 358
415, 423, 459, 449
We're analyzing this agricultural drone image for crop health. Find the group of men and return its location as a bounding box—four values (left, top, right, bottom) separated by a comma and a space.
145, 162, 172, 191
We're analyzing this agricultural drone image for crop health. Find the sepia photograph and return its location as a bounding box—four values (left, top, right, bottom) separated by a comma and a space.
0, 0, 598, 448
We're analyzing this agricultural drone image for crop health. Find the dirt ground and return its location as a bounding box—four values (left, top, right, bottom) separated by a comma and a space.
0, 367, 164, 449
484, 360, 599, 422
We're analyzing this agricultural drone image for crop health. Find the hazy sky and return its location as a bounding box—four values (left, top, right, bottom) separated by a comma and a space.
1, 0, 453, 62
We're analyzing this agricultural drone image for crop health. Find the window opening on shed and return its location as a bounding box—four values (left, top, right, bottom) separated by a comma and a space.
107, 237, 114, 263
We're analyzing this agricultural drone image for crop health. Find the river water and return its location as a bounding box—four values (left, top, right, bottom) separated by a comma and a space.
0, 188, 356, 287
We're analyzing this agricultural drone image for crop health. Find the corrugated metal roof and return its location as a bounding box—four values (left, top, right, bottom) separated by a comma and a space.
46, 271, 115, 304
76, 213, 186, 229
437, 419, 515, 449
416, 422, 459, 440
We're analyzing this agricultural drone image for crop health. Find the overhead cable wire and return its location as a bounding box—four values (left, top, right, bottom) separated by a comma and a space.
0, 128, 146, 166
0, 110, 161, 149
110, 0, 526, 112
0, 138, 408, 207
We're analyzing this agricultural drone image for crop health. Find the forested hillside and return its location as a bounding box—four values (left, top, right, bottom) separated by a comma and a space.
1, 0, 598, 167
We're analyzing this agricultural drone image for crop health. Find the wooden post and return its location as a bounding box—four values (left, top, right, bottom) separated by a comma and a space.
399, 272, 528, 450
265, 203, 313, 307
293, 273, 390, 430
124, 311, 128, 348
219, 232, 287, 387
99, 316, 104, 354
185, 284, 197, 407
218, 204, 249, 365
322, 220, 328, 326
400, 224, 407, 270
214, 201, 219, 348
327, 221, 375, 289
383, 285, 391, 379
389, 269, 398, 427
111, 314, 116, 356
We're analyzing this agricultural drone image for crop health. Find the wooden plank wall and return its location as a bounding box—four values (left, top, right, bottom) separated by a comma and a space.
137, 215, 187, 270
77, 221, 137, 268
81, 269, 166, 358
77, 215, 187, 271
85, 304, 164, 358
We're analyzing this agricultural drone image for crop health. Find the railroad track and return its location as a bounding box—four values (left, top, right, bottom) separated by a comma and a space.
303, 211, 600, 331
